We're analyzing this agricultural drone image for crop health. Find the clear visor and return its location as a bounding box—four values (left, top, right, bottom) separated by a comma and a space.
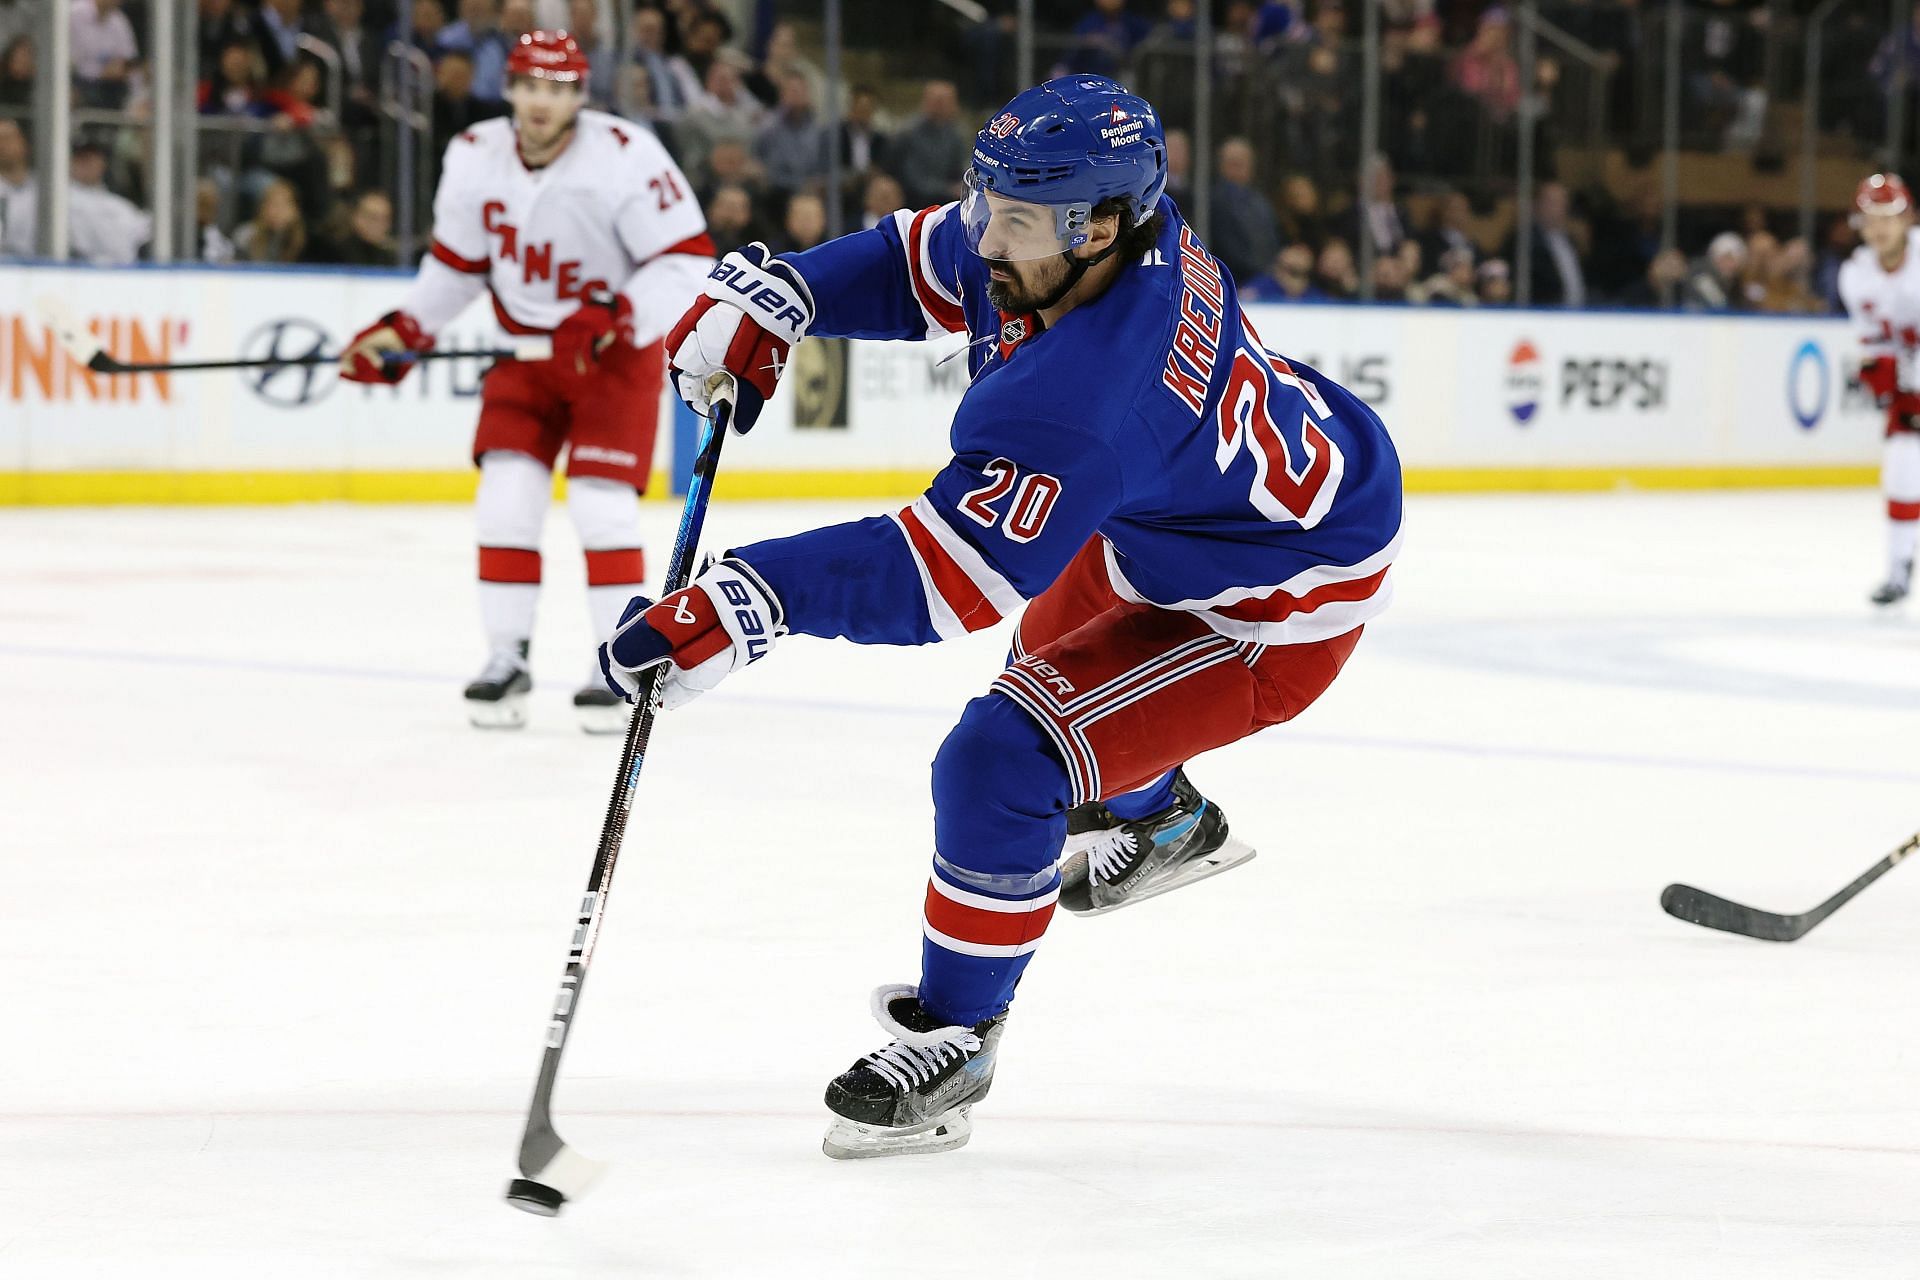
960, 170, 1091, 263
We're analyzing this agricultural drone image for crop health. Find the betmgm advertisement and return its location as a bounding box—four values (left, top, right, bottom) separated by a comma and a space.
0, 263, 1887, 502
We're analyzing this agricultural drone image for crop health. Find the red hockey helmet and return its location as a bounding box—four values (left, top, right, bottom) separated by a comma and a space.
1856, 172, 1912, 218
506, 30, 589, 85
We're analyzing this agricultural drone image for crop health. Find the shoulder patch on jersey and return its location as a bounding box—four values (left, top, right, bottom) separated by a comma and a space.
608, 124, 630, 148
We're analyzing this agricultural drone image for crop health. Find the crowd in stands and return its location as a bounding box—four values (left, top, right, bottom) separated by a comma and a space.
0, 0, 1899, 317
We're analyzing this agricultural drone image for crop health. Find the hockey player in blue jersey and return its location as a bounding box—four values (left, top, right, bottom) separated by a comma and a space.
600, 76, 1404, 1158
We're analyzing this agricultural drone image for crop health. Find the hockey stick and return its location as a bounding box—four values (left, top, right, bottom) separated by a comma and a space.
505, 383, 734, 1218
33, 294, 551, 373
1660, 832, 1920, 942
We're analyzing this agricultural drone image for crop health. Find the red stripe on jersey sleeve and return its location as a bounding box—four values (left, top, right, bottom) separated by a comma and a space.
431, 239, 490, 274
906, 207, 966, 334
655, 232, 717, 259
896, 504, 1004, 632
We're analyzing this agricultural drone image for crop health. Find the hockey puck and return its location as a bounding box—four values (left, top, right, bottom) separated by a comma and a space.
505, 1178, 566, 1216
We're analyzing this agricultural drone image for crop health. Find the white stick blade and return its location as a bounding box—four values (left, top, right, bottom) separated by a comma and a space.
522, 1142, 606, 1201
35, 295, 105, 366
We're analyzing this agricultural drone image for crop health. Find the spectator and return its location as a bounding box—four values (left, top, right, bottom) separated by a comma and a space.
316, 0, 381, 118
1315, 238, 1359, 299
254, 0, 306, 83
234, 177, 306, 263
438, 0, 509, 101
1687, 0, 1768, 151
1163, 128, 1192, 206
889, 80, 968, 210
0, 33, 32, 109
71, 0, 141, 110
499, 0, 534, 51
700, 138, 764, 205
567, 0, 615, 109
198, 0, 256, 84
1241, 244, 1326, 303
776, 190, 828, 255
1814, 214, 1856, 312
1509, 181, 1586, 307
1685, 231, 1747, 311
664, 9, 730, 109
1420, 188, 1477, 270
200, 38, 270, 116
1208, 137, 1280, 285
1450, 7, 1520, 124
1347, 153, 1408, 259
0, 119, 33, 258
1275, 174, 1326, 252
69, 141, 152, 264
1059, 0, 1151, 79
839, 85, 889, 181
264, 57, 326, 128
1477, 257, 1512, 305
704, 183, 758, 255
1371, 252, 1413, 303
753, 21, 826, 113
754, 72, 830, 197
403, 0, 450, 58
679, 59, 766, 184
1746, 232, 1819, 314
1421, 246, 1479, 307
1618, 247, 1688, 309
431, 50, 506, 158
308, 188, 394, 264
630, 7, 687, 119
194, 176, 237, 264
860, 171, 905, 231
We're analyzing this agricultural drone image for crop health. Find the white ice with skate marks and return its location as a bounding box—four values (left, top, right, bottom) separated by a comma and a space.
0, 490, 1917, 1278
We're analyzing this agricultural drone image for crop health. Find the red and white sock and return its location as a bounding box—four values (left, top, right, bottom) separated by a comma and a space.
1884, 434, 1920, 580
475, 451, 552, 659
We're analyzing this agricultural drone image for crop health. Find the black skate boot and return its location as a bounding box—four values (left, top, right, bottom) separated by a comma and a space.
1059, 768, 1255, 916
464, 641, 531, 729
571, 682, 626, 735
1871, 560, 1912, 607
822, 984, 1007, 1160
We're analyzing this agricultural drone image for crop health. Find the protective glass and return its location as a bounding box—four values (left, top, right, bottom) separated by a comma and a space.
959, 170, 1091, 263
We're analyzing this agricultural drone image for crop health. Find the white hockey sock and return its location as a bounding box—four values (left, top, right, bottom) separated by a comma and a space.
1891, 520, 1919, 581
569, 475, 646, 661
475, 450, 552, 659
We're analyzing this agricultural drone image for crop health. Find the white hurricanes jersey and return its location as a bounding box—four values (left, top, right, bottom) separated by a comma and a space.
406, 110, 710, 338
1839, 228, 1920, 390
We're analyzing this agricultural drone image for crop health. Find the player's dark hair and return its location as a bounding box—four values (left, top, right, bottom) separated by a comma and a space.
1093, 195, 1165, 264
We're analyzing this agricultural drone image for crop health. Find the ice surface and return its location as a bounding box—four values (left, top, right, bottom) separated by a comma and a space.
2, 491, 1917, 1278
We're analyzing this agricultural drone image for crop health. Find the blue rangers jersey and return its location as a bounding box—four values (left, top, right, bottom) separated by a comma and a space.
730, 198, 1403, 649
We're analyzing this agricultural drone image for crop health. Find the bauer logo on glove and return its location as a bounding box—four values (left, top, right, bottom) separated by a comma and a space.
664, 243, 816, 435
597, 557, 784, 709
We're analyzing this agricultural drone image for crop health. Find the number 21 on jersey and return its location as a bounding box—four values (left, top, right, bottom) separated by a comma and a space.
1217, 322, 1344, 529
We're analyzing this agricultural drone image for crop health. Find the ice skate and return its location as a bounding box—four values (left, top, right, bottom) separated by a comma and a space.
465, 642, 531, 728
1059, 769, 1255, 916
1870, 561, 1911, 607
572, 681, 626, 734
821, 985, 1006, 1160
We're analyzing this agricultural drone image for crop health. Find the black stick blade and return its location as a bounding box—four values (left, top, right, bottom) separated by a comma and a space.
505, 1178, 567, 1217
1660, 883, 1806, 942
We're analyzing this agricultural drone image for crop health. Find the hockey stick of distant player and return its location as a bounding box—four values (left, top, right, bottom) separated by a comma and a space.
1660, 832, 1920, 943
504, 379, 734, 1218
34, 294, 552, 373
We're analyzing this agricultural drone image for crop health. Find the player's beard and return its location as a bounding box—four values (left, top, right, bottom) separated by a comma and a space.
985, 254, 1072, 313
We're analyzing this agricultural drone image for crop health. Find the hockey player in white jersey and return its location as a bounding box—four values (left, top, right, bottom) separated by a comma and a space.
1838, 172, 1920, 607
339, 30, 715, 729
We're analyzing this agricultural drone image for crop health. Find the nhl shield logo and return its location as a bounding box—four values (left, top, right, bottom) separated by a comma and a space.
1000, 317, 1028, 345
987, 112, 1020, 139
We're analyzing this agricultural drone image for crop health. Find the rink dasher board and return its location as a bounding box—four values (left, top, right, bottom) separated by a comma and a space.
0, 262, 1887, 502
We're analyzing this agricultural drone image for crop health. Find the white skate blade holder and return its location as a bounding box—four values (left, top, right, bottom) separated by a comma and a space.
467, 690, 530, 729
573, 700, 627, 735
823, 1106, 975, 1160
1069, 837, 1258, 918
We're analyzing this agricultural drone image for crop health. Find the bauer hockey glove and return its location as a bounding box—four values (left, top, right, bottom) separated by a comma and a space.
552, 288, 636, 375
664, 242, 814, 434
339, 311, 433, 384
597, 557, 784, 710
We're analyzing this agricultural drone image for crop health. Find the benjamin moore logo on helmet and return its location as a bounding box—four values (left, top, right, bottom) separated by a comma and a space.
987, 113, 1020, 139
1506, 338, 1543, 425
1100, 102, 1147, 148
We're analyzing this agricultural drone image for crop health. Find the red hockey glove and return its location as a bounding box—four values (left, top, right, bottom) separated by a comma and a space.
665, 242, 814, 434
553, 289, 636, 375
339, 311, 432, 384
596, 558, 783, 710
1863, 355, 1899, 408
1892, 391, 1920, 435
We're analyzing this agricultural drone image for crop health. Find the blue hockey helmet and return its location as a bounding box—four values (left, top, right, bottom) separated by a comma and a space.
962, 75, 1168, 263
